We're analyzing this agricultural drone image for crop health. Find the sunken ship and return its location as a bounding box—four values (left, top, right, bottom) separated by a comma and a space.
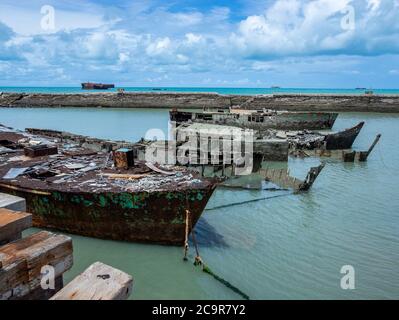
170, 108, 338, 131
0, 125, 217, 245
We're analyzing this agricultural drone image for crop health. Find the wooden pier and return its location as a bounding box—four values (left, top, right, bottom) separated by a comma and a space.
0, 208, 73, 300
0, 206, 133, 300
0, 192, 26, 212
51, 262, 133, 300
0, 208, 32, 245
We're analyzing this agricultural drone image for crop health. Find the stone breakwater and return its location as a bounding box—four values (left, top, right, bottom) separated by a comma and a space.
1, 92, 399, 112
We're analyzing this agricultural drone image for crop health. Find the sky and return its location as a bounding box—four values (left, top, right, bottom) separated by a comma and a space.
0, 0, 398, 88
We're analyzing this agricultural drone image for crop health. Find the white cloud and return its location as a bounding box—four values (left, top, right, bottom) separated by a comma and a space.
176, 54, 188, 63
172, 12, 203, 26
118, 52, 130, 63
231, 0, 354, 56
367, 0, 381, 11
78, 32, 119, 59
231, 0, 399, 57
209, 7, 230, 21
146, 37, 172, 56
0, 3, 105, 35
0, 0, 398, 87
185, 33, 203, 45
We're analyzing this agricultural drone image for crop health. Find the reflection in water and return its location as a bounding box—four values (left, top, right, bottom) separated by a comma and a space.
192, 217, 229, 248
2, 109, 399, 299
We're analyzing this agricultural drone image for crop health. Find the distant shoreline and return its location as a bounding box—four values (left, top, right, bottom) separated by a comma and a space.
1, 86, 399, 96
1, 92, 399, 113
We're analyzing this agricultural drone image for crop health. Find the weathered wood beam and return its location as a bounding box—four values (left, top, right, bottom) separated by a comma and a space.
343, 151, 356, 162
0, 208, 32, 245
260, 163, 325, 192
0, 231, 73, 300
358, 134, 382, 162
16, 276, 64, 300
50, 262, 133, 300
0, 193, 26, 212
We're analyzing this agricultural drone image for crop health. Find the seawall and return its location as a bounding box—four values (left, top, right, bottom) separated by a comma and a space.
1, 92, 399, 112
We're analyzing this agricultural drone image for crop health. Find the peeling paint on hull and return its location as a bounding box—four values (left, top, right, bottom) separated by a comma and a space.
0, 186, 216, 246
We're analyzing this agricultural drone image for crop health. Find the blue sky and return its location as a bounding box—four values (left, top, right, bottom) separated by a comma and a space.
0, 0, 398, 88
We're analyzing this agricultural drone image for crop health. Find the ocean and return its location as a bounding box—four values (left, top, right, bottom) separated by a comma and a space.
1, 86, 399, 95
0, 97, 398, 299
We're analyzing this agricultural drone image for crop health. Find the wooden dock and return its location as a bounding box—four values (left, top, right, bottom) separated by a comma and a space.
51, 262, 133, 300
0, 192, 26, 212
0, 208, 32, 245
0, 208, 73, 300
0, 206, 134, 300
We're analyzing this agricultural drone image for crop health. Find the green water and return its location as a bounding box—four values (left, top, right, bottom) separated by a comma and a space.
2, 108, 398, 300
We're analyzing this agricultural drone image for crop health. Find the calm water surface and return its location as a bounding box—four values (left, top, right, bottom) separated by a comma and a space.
1, 107, 398, 300
1, 86, 399, 95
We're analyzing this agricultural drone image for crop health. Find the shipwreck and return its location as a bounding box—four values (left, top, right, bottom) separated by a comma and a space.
0, 125, 218, 245
271, 121, 365, 151
170, 108, 339, 131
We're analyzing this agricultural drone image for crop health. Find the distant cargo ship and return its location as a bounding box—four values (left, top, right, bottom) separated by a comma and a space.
81, 82, 115, 90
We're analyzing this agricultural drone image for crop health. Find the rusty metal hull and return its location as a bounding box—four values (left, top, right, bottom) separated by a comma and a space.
170, 110, 338, 130
81, 83, 115, 90
290, 122, 365, 151
0, 186, 216, 246
324, 121, 365, 150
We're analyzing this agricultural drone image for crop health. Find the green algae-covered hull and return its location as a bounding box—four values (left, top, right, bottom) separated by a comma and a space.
0, 186, 216, 245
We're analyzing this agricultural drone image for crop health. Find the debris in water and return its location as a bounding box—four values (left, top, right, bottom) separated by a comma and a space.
260, 163, 325, 192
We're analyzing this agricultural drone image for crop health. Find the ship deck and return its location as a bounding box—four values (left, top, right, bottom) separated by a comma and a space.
0, 125, 214, 194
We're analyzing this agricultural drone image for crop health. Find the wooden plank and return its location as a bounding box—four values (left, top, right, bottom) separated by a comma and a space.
0, 231, 73, 299
0, 193, 26, 212
0, 208, 32, 245
11, 276, 64, 301
145, 162, 176, 175
51, 262, 133, 300
102, 173, 148, 180
0, 256, 29, 300
0, 231, 73, 280
259, 164, 324, 192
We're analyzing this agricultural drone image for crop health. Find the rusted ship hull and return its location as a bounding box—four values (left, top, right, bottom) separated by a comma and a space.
324, 121, 364, 150
170, 110, 338, 130
81, 83, 115, 90
0, 185, 216, 245
291, 122, 365, 150
0, 124, 218, 246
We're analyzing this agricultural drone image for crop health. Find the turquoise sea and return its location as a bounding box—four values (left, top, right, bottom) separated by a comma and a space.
1, 86, 399, 95
0, 101, 398, 299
